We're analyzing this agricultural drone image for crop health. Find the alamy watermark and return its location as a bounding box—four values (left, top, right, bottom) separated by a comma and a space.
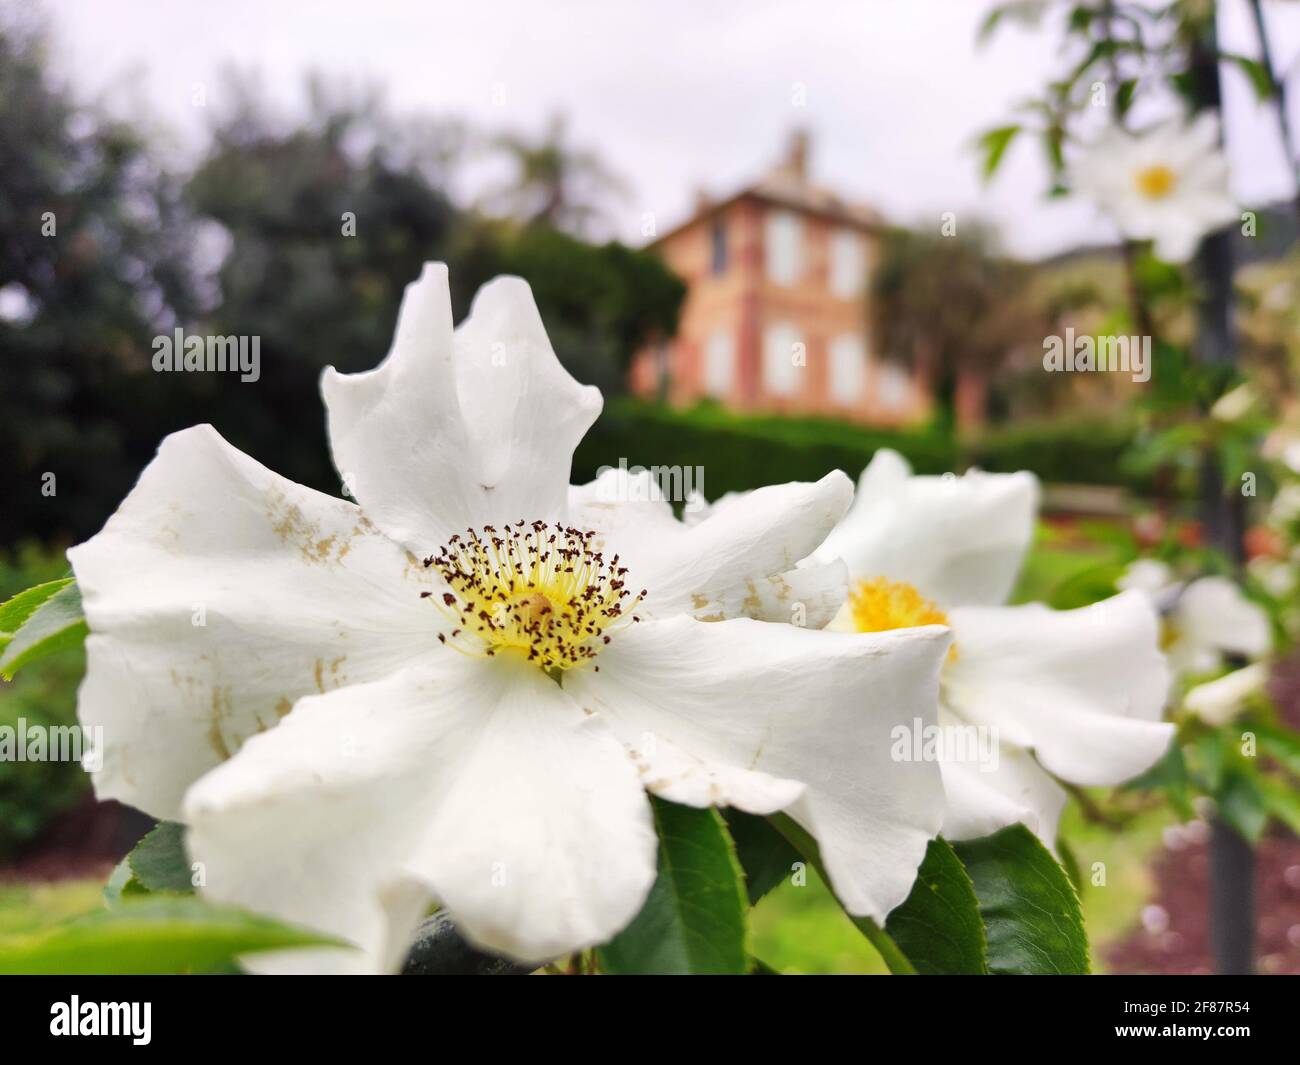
595, 457, 705, 515
152, 328, 260, 382
1042, 327, 1150, 383
0, 718, 103, 770
890, 717, 1000, 773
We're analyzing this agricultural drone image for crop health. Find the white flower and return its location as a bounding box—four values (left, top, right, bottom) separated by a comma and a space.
1210, 383, 1258, 424
1184, 662, 1270, 727
1070, 114, 1238, 263
69, 265, 951, 973
1249, 555, 1297, 600
1117, 560, 1272, 678
812, 449, 1172, 848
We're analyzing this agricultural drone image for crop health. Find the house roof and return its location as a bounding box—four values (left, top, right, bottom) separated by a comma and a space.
648, 130, 885, 248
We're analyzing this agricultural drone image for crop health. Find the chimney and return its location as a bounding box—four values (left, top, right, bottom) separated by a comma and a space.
785, 128, 810, 182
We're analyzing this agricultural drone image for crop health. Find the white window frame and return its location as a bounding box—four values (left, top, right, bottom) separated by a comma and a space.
704, 329, 734, 397
829, 333, 866, 404
765, 210, 803, 286
763, 321, 801, 397
830, 229, 866, 299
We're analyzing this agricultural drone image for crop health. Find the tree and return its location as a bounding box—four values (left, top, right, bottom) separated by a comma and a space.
871, 221, 1044, 433
487, 112, 628, 236
183, 75, 464, 497
0, 12, 200, 545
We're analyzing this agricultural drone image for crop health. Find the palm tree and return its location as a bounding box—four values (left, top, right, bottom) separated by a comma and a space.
488, 113, 627, 235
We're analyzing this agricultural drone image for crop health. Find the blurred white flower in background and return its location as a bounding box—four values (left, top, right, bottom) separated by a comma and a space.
1184, 662, 1270, 727
1070, 114, 1238, 262
812, 449, 1173, 849
1118, 559, 1272, 679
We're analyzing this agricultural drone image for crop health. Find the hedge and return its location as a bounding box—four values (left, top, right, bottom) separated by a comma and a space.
573, 400, 1152, 499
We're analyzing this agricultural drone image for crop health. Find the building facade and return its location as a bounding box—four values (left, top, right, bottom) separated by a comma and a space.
630, 132, 931, 426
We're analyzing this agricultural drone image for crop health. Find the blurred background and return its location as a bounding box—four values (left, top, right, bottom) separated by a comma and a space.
1, 0, 1298, 973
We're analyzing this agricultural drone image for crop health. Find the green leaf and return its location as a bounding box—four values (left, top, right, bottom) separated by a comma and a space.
1260, 775, 1300, 836
1254, 722, 1300, 778
1115, 78, 1138, 119
1056, 836, 1083, 894
128, 821, 196, 894
884, 837, 987, 974
951, 824, 1089, 974
1193, 729, 1227, 793
1222, 52, 1274, 101
102, 858, 144, 905
0, 581, 87, 680
0, 577, 73, 650
977, 124, 1021, 180
1126, 742, 1194, 820
723, 808, 800, 905
1217, 767, 1268, 844
598, 798, 748, 974
0, 896, 347, 975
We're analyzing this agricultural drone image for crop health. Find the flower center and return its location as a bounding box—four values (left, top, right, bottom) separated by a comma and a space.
849, 577, 955, 660
423, 521, 644, 675
1134, 164, 1177, 200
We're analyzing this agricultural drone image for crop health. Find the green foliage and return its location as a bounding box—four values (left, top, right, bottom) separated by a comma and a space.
0, 25, 685, 548
576, 398, 953, 497
127, 821, 196, 895
0, 19, 201, 548
884, 838, 988, 975
0, 646, 86, 857
724, 808, 801, 905
969, 416, 1159, 494
951, 825, 1089, 975
0, 896, 345, 975
0, 548, 88, 858
454, 221, 685, 396
577, 398, 1157, 499
0, 580, 85, 680
977, 124, 1021, 180
599, 798, 748, 974
0, 577, 72, 649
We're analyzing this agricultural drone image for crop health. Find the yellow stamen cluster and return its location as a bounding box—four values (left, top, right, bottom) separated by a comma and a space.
849, 577, 955, 659
423, 521, 644, 674
1134, 164, 1177, 200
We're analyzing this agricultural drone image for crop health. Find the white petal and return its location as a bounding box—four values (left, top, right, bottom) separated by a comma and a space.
567, 615, 952, 921
184, 654, 657, 971
1151, 223, 1203, 264
1117, 558, 1175, 599
1175, 576, 1272, 661
1184, 662, 1270, 726
817, 448, 1039, 607
573, 470, 853, 624
323, 264, 601, 550
67, 425, 440, 821
944, 591, 1173, 786
939, 738, 1068, 849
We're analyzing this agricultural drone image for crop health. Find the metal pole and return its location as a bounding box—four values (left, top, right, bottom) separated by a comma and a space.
1189, 3, 1254, 976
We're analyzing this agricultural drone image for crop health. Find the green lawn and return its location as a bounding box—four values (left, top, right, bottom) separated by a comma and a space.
0, 878, 104, 937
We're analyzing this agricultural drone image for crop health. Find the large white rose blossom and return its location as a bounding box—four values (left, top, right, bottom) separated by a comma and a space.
69, 264, 951, 973
1069, 114, 1238, 263
808, 449, 1173, 848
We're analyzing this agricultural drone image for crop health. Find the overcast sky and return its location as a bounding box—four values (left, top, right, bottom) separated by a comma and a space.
38, 0, 1300, 259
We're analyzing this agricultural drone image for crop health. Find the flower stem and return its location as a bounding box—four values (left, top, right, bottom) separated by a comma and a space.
767, 812, 917, 975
